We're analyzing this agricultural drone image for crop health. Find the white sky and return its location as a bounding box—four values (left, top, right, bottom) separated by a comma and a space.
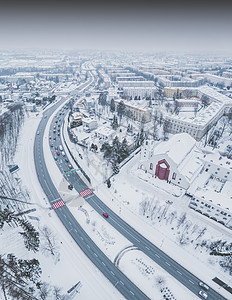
0, 3, 232, 53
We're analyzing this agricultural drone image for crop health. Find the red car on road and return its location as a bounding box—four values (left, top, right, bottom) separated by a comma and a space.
56, 151, 60, 156
103, 212, 108, 218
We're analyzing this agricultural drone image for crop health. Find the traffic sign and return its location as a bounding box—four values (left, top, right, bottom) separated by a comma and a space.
65, 168, 80, 175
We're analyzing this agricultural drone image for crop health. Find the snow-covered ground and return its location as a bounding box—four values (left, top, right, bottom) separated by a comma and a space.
7, 97, 231, 300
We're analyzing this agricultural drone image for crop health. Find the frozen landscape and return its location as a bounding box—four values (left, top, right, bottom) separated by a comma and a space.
1, 3, 232, 299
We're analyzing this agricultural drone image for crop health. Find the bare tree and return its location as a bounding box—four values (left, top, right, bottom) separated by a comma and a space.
196, 227, 207, 240
154, 275, 166, 288
177, 212, 186, 229
40, 226, 59, 257
38, 282, 51, 300
53, 286, 70, 300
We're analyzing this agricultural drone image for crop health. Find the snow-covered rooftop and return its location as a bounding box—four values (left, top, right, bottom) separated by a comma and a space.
154, 133, 196, 166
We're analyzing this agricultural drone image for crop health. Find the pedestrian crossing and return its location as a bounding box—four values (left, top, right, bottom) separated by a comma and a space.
79, 188, 93, 198
52, 199, 66, 209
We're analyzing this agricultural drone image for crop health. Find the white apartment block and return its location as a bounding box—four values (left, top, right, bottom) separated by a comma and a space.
188, 153, 232, 229
118, 80, 154, 88
165, 86, 232, 141
116, 76, 144, 82
123, 87, 156, 99
205, 73, 232, 87
157, 75, 205, 88
114, 99, 152, 123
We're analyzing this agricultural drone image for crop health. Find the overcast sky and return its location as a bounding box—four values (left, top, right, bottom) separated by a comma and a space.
0, 1, 231, 54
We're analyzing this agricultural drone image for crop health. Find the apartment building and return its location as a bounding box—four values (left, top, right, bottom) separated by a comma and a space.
116, 76, 144, 82
123, 87, 156, 99
158, 75, 205, 88
118, 80, 154, 89
188, 153, 232, 229
114, 99, 152, 123
165, 86, 232, 141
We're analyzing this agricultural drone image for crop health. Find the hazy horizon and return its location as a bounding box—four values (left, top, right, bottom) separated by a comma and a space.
0, 1, 232, 54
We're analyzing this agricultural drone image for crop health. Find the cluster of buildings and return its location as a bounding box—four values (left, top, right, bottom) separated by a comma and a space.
104, 66, 157, 100
114, 99, 152, 123
157, 75, 205, 88
165, 86, 232, 141
139, 133, 232, 230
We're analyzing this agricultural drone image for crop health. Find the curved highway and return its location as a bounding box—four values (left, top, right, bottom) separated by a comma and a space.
34, 76, 149, 299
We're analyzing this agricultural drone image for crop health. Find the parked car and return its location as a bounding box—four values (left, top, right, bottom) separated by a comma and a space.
56, 151, 60, 156
65, 158, 69, 163
53, 130, 56, 133
199, 282, 209, 291
199, 290, 208, 299
103, 212, 108, 218
54, 156, 58, 161
68, 164, 73, 169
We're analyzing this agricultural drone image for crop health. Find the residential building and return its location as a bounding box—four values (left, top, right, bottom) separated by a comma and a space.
123, 87, 156, 99
82, 118, 98, 132
118, 81, 154, 88
114, 99, 152, 123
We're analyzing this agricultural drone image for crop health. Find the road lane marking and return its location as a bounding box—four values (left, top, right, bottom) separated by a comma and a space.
177, 270, 182, 275
110, 271, 115, 276
155, 254, 160, 258
120, 281, 124, 285
108, 215, 141, 243
130, 291, 135, 295
80, 236, 83, 240
189, 280, 194, 284
94, 253, 98, 257
102, 262, 105, 266
145, 246, 150, 250
87, 244, 90, 249
165, 262, 170, 266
